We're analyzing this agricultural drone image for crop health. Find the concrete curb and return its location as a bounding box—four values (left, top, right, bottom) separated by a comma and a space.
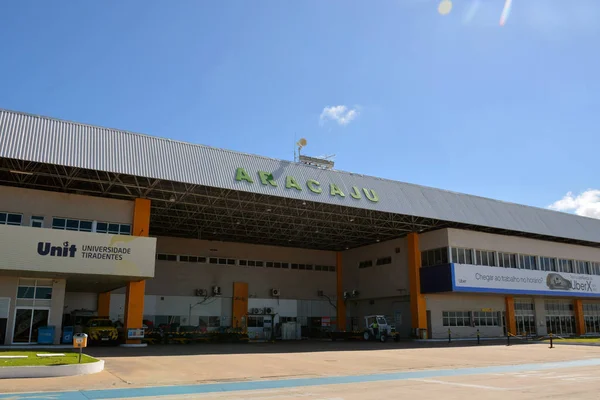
0, 359, 104, 379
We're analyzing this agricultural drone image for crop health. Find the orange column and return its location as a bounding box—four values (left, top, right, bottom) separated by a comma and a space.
124, 280, 146, 344
232, 282, 249, 330
124, 198, 151, 344
574, 299, 585, 336
505, 296, 516, 336
132, 198, 151, 236
97, 292, 110, 317
336, 252, 347, 331
407, 233, 427, 332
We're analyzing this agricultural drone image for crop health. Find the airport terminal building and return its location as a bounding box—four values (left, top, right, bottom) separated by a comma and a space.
1, 108, 600, 345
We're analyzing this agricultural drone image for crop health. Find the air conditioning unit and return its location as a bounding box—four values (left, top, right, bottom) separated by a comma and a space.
264, 307, 274, 314
351, 290, 360, 297
194, 288, 206, 297
251, 308, 261, 315
343, 291, 349, 298
212, 286, 221, 296
271, 288, 280, 297
317, 290, 324, 297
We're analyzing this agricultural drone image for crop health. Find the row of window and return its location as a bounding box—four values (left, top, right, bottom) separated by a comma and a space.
423, 246, 600, 277
442, 311, 505, 327
156, 253, 337, 272
0, 212, 132, 235
358, 256, 392, 269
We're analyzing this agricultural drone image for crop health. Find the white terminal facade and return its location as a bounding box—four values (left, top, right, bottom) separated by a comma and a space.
1, 108, 600, 345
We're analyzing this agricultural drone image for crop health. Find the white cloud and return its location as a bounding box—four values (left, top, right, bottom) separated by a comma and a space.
319, 105, 359, 126
548, 189, 600, 219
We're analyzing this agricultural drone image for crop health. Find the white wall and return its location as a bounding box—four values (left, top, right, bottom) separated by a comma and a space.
0, 186, 134, 226
448, 228, 600, 263
63, 292, 98, 314
426, 293, 506, 339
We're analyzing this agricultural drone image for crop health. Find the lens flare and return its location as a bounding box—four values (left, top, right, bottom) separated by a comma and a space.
499, 0, 513, 26
438, 0, 452, 15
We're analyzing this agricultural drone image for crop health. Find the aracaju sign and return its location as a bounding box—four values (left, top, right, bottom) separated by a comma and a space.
234, 167, 379, 203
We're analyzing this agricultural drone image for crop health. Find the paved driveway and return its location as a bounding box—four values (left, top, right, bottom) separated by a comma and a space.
0, 340, 598, 397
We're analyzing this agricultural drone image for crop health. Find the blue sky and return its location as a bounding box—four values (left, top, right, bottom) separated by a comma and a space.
1, 0, 598, 217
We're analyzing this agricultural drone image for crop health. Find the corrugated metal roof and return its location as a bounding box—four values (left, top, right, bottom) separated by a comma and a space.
2, 108, 600, 244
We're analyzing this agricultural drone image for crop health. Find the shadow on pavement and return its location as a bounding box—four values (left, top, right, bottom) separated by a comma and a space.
86, 338, 537, 358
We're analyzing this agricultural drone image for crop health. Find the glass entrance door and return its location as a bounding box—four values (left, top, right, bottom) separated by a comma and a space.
514, 298, 536, 335
13, 308, 50, 343
545, 300, 576, 336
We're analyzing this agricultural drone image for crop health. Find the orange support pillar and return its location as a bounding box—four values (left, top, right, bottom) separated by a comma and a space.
124, 198, 151, 344
124, 280, 145, 344
132, 198, 151, 237
574, 299, 585, 336
97, 292, 110, 317
407, 233, 427, 332
505, 296, 516, 336
336, 252, 347, 331
232, 282, 249, 329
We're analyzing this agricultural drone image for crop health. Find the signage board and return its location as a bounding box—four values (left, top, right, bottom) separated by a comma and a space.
453, 263, 600, 297
127, 328, 145, 339
0, 224, 156, 278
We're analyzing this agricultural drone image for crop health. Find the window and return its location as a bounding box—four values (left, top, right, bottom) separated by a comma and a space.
475, 250, 497, 267
30, 216, 44, 228
472, 311, 499, 326
592, 262, 600, 276
358, 260, 373, 269
498, 252, 518, 268
558, 259, 574, 273
52, 218, 93, 232
208, 316, 221, 328
156, 254, 177, 262
17, 279, 52, 300
376, 256, 392, 266
239, 260, 247, 266
540, 257, 557, 272
96, 222, 131, 235
519, 255, 537, 270
574, 260, 590, 275
248, 316, 264, 328
421, 247, 449, 267
451, 247, 474, 265
442, 311, 471, 327
0, 212, 23, 226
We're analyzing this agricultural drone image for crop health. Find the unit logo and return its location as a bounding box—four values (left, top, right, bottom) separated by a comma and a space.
546, 273, 594, 292
37, 241, 77, 258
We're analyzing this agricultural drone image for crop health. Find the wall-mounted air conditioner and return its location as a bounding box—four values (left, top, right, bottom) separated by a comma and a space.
212, 286, 221, 296
271, 288, 280, 297
194, 289, 206, 297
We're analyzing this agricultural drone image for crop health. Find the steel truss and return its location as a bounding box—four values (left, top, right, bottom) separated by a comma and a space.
1, 158, 598, 251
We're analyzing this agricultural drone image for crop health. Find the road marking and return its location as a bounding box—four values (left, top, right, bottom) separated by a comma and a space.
408, 378, 508, 391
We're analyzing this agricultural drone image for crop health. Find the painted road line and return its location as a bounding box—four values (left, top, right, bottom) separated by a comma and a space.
3, 358, 600, 400
407, 378, 509, 391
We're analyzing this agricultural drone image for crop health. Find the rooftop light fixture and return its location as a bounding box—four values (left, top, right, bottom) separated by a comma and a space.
10, 170, 33, 176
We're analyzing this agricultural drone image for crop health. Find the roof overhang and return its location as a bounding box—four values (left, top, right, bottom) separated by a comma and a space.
1, 157, 599, 251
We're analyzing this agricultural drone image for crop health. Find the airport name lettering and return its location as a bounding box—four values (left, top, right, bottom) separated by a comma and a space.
37, 241, 77, 258
234, 168, 379, 203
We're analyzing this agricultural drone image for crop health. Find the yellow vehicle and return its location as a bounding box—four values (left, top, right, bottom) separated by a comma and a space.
83, 318, 119, 345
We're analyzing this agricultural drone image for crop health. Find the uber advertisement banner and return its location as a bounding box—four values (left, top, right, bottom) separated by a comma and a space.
0, 224, 156, 278
453, 263, 600, 297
